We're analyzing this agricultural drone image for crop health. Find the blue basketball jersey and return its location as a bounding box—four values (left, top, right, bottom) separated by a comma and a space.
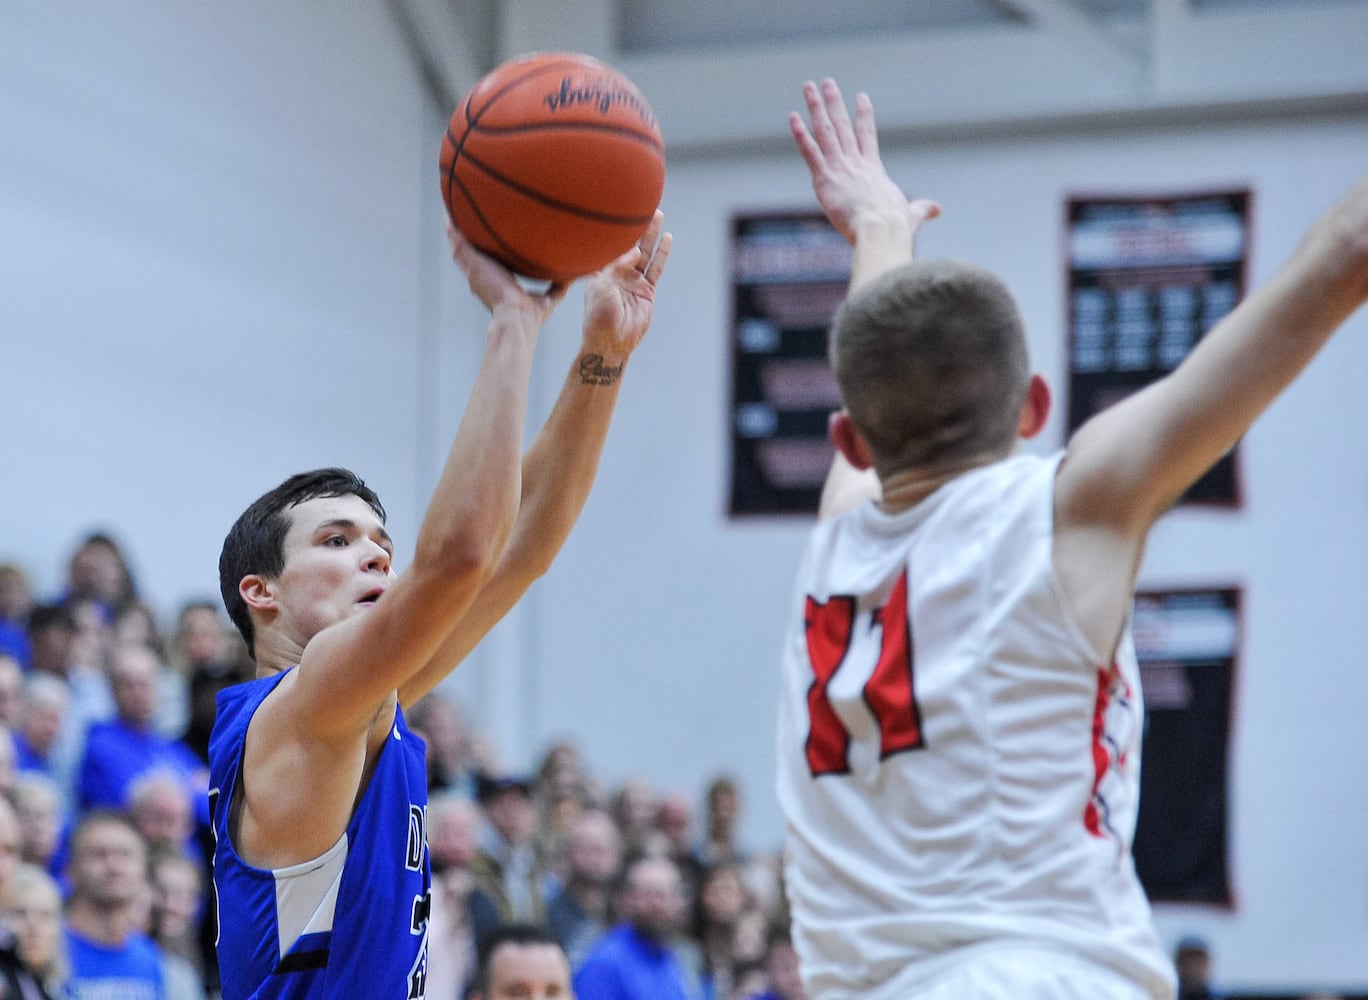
209, 671, 430, 1000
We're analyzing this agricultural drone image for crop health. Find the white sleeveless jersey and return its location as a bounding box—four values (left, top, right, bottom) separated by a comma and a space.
775, 453, 1175, 1000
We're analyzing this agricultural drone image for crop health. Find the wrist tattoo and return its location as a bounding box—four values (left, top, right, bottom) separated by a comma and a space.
578, 354, 623, 386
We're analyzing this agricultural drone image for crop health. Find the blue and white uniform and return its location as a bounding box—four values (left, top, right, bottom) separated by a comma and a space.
209, 671, 430, 1000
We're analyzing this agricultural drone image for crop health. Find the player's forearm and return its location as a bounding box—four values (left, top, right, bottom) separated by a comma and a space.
848, 215, 915, 293
508, 346, 627, 573
414, 310, 540, 575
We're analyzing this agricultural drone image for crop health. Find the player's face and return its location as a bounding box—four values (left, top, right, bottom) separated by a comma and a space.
272, 495, 396, 642
483, 943, 572, 1000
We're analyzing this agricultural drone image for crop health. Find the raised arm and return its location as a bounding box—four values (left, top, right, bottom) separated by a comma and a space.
790, 79, 940, 518
1053, 176, 1368, 656
1058, 177, 1368, 531
399, 213, 672, 707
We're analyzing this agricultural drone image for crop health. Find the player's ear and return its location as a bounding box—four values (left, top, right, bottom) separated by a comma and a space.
829, 410, 875, 471
1017, 374, 1051, 440
238, 575, 278, 614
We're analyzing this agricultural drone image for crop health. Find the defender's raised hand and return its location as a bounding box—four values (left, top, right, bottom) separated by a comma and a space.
790, 78, 939, 274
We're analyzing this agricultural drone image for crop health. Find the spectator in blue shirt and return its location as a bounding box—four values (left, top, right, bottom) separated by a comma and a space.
76, 645, 206, 820
574, 855, 703, 1000
63, 811, 166, 1000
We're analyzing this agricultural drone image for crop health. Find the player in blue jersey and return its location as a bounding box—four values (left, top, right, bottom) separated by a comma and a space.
209, 213, 672, 1000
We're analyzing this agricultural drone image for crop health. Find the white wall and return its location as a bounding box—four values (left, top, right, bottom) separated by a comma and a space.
3, 3, 1368, 991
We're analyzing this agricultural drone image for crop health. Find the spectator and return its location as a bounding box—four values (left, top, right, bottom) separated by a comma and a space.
469, 924, 573, 1000
62, 811, 165, 999
654, 792, 704, 891
10, 773, 66, 880
2, 862, 66, 998
691, 862, 753, 1000
77, 643, 205, 815
751, 927, 805, 1000
574, 855, 703, 1000
60, 533, 137, 619
700, 776, 743, 867
0, 564, 35, 668
408, 690, 479, 800
12, 674, 69, 782
0, 655, 24, 730
24, 606, 76, 682
610, 778, 658, 861
168, 602, 229, 679
427, 794, 501, 1000
0, 726, 18, 802
1175, 935, 1222, 999
472, 772, 546, 925
147, 850, 206, 1000
127, 770, 197, 861
545, 808, 623, 969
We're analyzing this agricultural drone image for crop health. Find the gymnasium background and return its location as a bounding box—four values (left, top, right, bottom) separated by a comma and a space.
4, 1, 1367, 991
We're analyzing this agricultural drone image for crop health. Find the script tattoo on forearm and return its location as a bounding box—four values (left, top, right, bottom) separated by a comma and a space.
578, 354, 623, 386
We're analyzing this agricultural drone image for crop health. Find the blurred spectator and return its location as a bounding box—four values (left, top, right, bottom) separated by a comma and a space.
408, 690, 479, 799
127, 770, 196, 861
0, 726, 18, 802
62, 812, 164, 999
60, 533, 138, 619
545, 808, 622, 969
654, 792, 704, 892
472, 772, 546, 925
77, 644, 206, 815
574, 855, 702, 1000
428, 794, 501, 1000
147, 849, 206, 1000
0, 564, 35, 668
750, 927, 805, 1000
10, 773, 66, 880
692, 862, 753, 1000
701, 776, 744, 867
169, 602, 230, 677
0, 862, 64, 998
25, 606, 76, 681
729, 961, 768, 1000
1175, 935, 1222, 999
181, 662, 241, 768
12, 675, 69, 781
610, 778, 658, 861
0, 656, 23, 729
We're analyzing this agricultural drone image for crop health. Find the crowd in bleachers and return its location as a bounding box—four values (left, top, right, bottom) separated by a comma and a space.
0, 532, 802, 1000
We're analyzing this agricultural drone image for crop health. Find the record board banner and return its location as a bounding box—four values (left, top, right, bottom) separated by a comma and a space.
1067, 191, 1251, 505
1131, 586, 1240, 906
729, 213, 848, 516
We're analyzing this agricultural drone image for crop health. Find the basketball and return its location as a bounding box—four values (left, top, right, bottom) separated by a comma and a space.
439, 52, 666, 282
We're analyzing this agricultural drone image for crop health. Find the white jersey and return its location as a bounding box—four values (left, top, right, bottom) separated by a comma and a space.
775, 453, 1175, 1000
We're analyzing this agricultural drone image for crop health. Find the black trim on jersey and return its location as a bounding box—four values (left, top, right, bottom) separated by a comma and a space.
273, 948, 330, 975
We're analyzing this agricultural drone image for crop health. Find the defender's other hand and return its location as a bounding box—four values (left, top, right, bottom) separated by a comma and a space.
790, 78, 940, 249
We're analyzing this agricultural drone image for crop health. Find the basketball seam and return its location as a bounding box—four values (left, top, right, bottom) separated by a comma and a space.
449, 172, 555, 279
451, 142, 658, 227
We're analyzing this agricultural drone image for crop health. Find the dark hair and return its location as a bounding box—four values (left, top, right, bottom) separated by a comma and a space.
218, 468, 385, 658
25, 603, 75, 638
832, 259, 1030, 471
474, 924, 566, 992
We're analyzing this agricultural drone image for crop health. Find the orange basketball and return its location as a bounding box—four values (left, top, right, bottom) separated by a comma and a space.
439, 52, 666, 282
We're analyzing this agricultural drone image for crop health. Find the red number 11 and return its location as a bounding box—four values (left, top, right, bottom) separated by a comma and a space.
803, 569, 925, 776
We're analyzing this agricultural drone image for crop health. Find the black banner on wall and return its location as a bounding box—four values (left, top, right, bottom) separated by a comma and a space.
1066, 190, 1251, 506
1131, 586, 1240, 906
728, 213, 848, 516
